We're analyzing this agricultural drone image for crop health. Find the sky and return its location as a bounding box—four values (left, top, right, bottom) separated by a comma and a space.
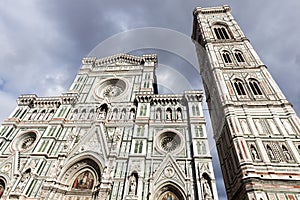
0, 0, 300, 199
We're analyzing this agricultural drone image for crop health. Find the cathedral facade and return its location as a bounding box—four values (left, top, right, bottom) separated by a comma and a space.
0, 54, 217, 199
1, 4, 300, 200
192, 5, 300, 200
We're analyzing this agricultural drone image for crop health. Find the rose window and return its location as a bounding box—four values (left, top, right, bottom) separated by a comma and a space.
94, 78, 127, 99
157, 131, 182, 153
12, 131, 37, 152
161, 136, 179, 152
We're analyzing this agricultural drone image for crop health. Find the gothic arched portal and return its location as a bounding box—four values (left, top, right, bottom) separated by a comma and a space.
154, 184, 185, 200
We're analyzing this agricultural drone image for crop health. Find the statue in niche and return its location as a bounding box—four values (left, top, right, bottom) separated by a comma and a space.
16, 168, 31, 192
267, 146, 275, 160
97, 105, 108, 120
120, 110, 126, 120
128, 174, 137, 195
156, 109, 161, 120
176, 109, 182, 120
202, 179, 212, 199
166, 110, 172, 120
282, 146, 292, 160
251, 146, 259, 160
129, 109, 135, 120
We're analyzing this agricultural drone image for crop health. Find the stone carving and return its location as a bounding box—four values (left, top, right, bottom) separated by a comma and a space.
15, 168, 31, 193
129, 109, 135, 120
128, 174, 137, 195
282, 146, 292, 160
202, 179, 212, 199
267, 145, 275, 160
251, 145, 259, 160
176, 109, 182, 120
166, 110, 172, 120
156, 109, 161, 120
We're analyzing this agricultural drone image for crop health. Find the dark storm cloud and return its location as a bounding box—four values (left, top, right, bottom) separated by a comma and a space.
0, 1, 299, 199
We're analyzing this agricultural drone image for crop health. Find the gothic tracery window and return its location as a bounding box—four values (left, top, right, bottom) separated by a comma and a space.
234, 51, 245, 62
233, 79, 246, 95
213, 26, 230, 40
248, 79, 263, 95
222, 51, 232, 63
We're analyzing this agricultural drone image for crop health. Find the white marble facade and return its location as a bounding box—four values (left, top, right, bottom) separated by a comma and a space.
0, 54, 217, 200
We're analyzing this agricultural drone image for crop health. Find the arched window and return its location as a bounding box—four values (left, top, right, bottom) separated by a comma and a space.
197, 141, 206, 154
138, 141, 143, 153
248, 79, 263, 95
195, 126, 203, 137
213, 26, 230, 40
134, 140, 143, 153
234, 51, 245, 62
222, 51, 232, 63
233, 79, 246, 95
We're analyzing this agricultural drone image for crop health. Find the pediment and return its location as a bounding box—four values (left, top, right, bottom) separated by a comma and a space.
152, 154, 186, 188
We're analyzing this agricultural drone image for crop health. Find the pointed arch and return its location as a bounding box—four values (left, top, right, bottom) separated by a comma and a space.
128, 171, 138, 195
232, 79, 246, 95
248, 78, 263, 95
201, 173, 214, 199
234, 50, 245, 62
222, 50, 232, 63
176, 107, 182, 120
154, 182, 186, 200
212, 22, 231, 40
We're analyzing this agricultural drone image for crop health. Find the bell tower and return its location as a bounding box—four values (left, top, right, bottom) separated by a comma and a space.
192, 5, 300, 200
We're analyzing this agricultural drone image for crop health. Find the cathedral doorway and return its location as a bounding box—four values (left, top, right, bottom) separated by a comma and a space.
154, 184, 185, 200
158, 191, 180, 200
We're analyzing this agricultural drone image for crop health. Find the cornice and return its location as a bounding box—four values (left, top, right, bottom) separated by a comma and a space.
82, 54, 158, 67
